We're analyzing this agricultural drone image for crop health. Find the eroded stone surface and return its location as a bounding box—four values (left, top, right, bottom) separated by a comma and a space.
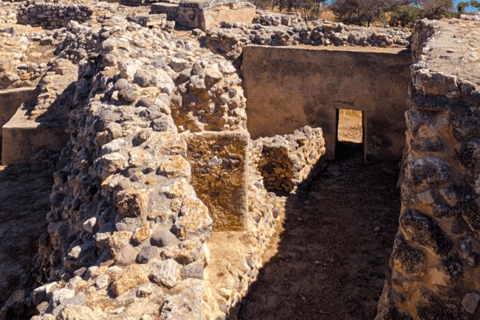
377, 18, 480, 320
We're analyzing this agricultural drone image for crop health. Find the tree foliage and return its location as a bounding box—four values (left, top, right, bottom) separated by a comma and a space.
331, 0, 416, 25
389, 4, 425, 27
420, 0, 453, 19
457, 1, 468, 12
331, 0, 454, 26
250, 0, 327, 15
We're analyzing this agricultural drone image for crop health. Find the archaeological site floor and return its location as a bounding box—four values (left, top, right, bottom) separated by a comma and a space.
239, 144, 401, 320
0, 159, 53, 306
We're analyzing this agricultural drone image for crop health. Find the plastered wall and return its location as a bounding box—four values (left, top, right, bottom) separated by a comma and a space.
243, 45, 412, 161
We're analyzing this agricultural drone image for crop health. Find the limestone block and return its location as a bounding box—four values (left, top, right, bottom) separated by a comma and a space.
0, 87, 38, 138
186, 131, 248, 231
2, 106, 69, 165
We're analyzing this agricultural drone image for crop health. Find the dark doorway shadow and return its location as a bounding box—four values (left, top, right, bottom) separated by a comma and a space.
238, 147, 401, 320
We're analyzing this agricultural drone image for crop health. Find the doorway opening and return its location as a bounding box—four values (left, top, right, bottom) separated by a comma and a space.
335, 108, 365, 161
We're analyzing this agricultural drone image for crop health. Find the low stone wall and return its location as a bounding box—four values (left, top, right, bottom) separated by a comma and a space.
17, 2, 93, 29
205, 18, 412, 61
251, 126, 325, 192
377, 19, 480, 319
243, 45, 411, 161
0, 2, 20, 24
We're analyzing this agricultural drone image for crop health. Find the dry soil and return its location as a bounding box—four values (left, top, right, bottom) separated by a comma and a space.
238, 114, 401, 320
0, 150, 53, 307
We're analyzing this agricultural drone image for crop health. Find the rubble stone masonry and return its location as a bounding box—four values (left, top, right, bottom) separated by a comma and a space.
377, 18, 480, 320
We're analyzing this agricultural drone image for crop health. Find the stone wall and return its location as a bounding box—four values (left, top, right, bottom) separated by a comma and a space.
17, 2, 93, 29
204, 18, 412, 61
377, 18, 480, 319
151, 0, 255, 31
251, 126, 325, 193
243, 45, 411, 161
0, 14, 285, 320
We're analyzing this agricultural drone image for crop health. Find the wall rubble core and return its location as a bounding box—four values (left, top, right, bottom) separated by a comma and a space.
377, 18, 480, 319
0, 11, 285, 320
250, 126, 325, 193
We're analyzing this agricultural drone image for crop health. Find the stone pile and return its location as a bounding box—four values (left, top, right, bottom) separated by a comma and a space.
0, 1, 20, 24
17, 2, 93, 29
377, 19, 480, 319
205, 18, 412, 60
0, 27, 58, 89
0, 12, 285, 320
251, 126, 325, 193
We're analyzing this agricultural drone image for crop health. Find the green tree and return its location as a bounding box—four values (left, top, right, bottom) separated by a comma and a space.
389, 4, 425, 27
419, 0, 453, 19
331, 0, 414, 26
457, 1, 468, 12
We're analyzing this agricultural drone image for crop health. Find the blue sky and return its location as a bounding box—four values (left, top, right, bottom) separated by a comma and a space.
325, 0, 479, 12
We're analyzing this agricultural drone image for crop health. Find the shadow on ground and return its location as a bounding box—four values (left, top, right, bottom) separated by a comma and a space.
0, 154, 53, 308
238, 142, 401, 320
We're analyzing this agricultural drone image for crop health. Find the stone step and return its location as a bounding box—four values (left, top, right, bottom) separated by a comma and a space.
2, 105, 68, 165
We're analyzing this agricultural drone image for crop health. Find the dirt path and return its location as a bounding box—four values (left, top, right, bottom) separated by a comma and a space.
0, 159, 53, 307
238, 144, 401, 320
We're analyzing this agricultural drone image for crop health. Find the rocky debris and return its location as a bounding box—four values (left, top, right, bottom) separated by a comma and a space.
377, 19, 480, 320
0, 1, 20, 24
24, 57, 77, 122
251, 126, 326, 193
0, 26, 57, 90
204, 16, 412, 60
17, 2, 93, 30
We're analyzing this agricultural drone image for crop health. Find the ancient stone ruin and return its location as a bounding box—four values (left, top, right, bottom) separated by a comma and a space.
1, 1, 480, 319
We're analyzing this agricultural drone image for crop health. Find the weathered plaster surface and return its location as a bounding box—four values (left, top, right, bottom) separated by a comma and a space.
243, 45, 411, 161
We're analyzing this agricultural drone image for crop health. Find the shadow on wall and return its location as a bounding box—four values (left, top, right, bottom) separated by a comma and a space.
236, 144, 402, 320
